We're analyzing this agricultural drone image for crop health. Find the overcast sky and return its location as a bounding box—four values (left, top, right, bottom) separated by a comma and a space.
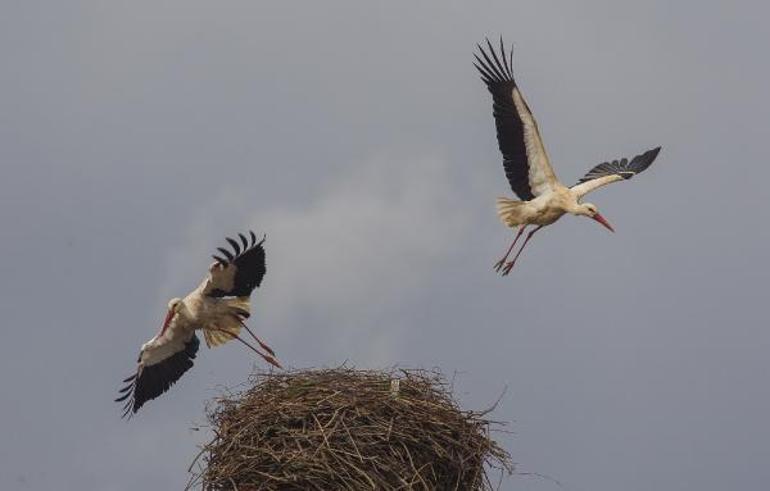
1, 1, 768, 490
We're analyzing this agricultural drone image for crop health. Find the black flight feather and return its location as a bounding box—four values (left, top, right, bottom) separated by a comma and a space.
474, 38, 536, 201
116, 334, 200, 418
576, 147, 662, 185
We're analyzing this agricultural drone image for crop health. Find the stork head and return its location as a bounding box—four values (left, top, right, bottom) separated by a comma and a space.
160, 298, 184, 334
576, 203, 614, 233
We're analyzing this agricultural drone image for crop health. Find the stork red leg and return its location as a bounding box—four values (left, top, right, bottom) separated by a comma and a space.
495, 225, 528, 272
501, 225, 544, 276
215, 328, 282, 369
236, 318, 276, 357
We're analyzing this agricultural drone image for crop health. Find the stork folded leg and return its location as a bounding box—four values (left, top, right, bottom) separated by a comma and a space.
213, 328, 282, 369
501, 225, 544, 276
495, 225, 527, 271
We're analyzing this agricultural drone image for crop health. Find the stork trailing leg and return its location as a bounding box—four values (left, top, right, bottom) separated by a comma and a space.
212, 327, 282, 369
494, 225, 528, 272
501, 225, 544, 276
236, 317, 276, 357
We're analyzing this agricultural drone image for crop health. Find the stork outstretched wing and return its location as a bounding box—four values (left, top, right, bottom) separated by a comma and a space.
115, 330, 199, 418
474, 38, 559, 200
572, 147, 661, 198
206, 231, 266, 298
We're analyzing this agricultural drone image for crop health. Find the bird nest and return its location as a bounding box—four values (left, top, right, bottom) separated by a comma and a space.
188, 367, 513, 490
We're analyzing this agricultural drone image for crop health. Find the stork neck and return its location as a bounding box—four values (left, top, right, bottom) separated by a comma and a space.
565, 201, 587, 216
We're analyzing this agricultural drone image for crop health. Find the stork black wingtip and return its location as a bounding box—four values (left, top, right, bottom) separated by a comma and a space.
639, 146, 661, 164
217, 247, 234, 262
488, 37, 508, 77
477, 43, 501, 81
226, 237, 241, 256
476, 37, 514, 84
499, 37, 512, 79
473, 50, 489, 76
473, 56, 495, 83
485, 38, 503, 75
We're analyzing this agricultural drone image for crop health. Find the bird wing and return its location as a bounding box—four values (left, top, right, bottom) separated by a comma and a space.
571, 147, 661, 198
474, 38, 560, 200
115, 322, 199, 418
204, 231, 266, 298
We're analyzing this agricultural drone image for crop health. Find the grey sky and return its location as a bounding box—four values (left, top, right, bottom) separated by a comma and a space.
1, 1, 768, 489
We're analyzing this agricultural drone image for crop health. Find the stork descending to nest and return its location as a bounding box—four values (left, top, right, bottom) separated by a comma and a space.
474, 38, 662, 275
116, 231, 280, 417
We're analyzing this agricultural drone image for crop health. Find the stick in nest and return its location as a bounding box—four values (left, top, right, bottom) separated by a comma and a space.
188, 367, 513, 490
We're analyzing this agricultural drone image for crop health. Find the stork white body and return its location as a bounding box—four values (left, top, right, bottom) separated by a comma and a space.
474, 38, 662, 275
137, 291, 250, 365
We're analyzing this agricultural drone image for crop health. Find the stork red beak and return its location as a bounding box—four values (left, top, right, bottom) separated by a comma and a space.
159, 309, 175, 336
592, 212, 615, 233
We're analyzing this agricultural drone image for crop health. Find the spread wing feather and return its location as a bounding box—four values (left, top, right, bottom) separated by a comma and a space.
116, 332, 199, 417
577, 147, 661, 184
206, 231, 266, 298
572, 147, 661, 197
474, 37, 559, 200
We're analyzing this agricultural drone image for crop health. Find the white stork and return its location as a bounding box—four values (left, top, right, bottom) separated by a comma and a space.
474, 38, 662, 275
115, 231, 280, 417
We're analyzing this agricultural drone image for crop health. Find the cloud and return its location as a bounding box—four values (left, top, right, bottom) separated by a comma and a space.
164, 153, 470, 365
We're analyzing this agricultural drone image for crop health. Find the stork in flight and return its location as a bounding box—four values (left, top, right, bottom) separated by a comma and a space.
474, 38, 662, 275
116, 231, 280, 417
